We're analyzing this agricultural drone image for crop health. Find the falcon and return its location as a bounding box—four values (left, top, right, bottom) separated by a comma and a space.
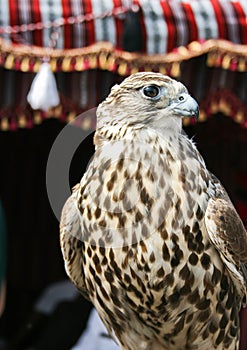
60, 72, 247, 350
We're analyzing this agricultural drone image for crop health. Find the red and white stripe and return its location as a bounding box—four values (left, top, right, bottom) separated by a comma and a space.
70, 0, 85, 48
61, 0, 74, 48
81, 0, 95, 45
0, 0, 10, 42
140, 0, 168, 54
188, 0, 219, 40
169, 1, 188, 48
39, 0, 64, 48
0, 0, 246, 52
160, 0, 177, 53
220, 0, 240, 43
19, 0, 32, 44
31, 0, 43, 46
231, 0, 247, 45
180, 2, 197, 42
91, 0, 117, 46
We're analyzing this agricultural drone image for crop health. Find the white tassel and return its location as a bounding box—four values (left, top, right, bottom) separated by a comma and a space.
27, 62, 60, 111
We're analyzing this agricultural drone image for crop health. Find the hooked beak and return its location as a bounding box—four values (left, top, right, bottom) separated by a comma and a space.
172, 94, 199, 120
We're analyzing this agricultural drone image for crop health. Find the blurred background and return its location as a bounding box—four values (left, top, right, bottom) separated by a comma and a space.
0, 0, 246, 349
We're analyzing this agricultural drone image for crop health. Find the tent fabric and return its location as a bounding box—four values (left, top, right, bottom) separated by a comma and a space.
0, 50, 247, 131
0, 0, 247, 52
0, 1, 247, 131
1, 38, 247, 75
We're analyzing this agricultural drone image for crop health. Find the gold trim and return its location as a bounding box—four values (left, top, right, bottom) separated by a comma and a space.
34, 112, 42, 124
1, 118, 9, 131
170, 62, 181, 77
4, 54, 15, 70
20, 57, 30, 72
235, 111, 244, 124
61, 56, 71, 72
18, 114, 27, 128
222, 55, 231, 70
0, 39, 247, 74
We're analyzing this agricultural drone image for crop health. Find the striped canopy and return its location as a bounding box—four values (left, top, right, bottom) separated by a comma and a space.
1, 0, 247, 51
0, 0, 247, 130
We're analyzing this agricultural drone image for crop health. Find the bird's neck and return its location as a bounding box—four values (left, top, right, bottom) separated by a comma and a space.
94, 121, 182, 150
94, 123, 132, 149
149, 116, 183, 135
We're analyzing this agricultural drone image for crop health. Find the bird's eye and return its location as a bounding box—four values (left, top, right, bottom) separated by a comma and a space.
179, 95, 184, 101
142, 85, 160, 98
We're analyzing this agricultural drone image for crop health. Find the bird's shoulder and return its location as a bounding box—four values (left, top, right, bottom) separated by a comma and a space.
205, 173, 247, 301
60, 190, 90, 299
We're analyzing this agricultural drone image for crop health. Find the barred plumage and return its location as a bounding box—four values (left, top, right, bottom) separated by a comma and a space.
60, 72, 247, 350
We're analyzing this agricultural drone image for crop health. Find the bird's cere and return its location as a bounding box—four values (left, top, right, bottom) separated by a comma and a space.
171, 93, 199, 120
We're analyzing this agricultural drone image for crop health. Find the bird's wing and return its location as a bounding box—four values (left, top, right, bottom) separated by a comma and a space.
60, 185, 90, 300
205, 176, 247, 300
60, 181, 127, 343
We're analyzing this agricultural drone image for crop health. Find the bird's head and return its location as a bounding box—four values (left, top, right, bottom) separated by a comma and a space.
97, 72, 199, 133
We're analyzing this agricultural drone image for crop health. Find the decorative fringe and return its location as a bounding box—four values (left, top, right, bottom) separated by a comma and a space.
1, 89, 246, 132
0, 104, 95, 132
195, 89, 247, 128
207, 52, 247, 71
1, 39, 247, 76
0, 38, 247, 131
